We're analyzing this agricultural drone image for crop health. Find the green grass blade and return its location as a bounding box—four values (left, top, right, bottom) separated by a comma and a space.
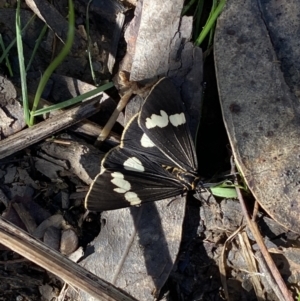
32, 82, 114, 116
16, 0, 30, 125
182, 0, 197, 16
0, 14, 36, 64
195, 0, 226, 46
26, 23, 48, 72
205, 0, 217, 49
29, 0, 75, 126
0, 34, 13, 76
193, 0, 204, 41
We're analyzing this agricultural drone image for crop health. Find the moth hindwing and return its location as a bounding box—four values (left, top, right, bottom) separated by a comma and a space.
85, 77, 200, 211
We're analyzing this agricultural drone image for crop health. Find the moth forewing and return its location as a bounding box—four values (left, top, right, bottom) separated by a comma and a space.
138, 78, 198, 172
121, 114, 177, 167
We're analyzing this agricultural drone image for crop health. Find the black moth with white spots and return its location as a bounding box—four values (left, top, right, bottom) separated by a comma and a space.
85, 78, 201, 211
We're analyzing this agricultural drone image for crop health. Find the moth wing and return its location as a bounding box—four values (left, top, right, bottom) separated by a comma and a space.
139, 77, 198, 172
121, 114, 176, 167
85, 147, 185, 211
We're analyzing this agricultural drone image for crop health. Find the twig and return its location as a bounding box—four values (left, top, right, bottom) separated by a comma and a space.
95, 88, 133, 145
230, 157, 293, 301
219, 225, 244, 301
252, 200, 260, 221
238, 232, 264, 300
0, 97, 102, 160
255, 251, 285, 301
0, 217, 137, 301
21, 87, 120, 142
94, 73, 154, 145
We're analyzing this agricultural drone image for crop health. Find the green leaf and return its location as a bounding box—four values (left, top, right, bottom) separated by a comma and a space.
210, 186, 238, 198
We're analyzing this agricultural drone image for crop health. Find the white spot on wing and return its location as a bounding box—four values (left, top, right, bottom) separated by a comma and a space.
125, 191, 142, 205
145, 110, 168, 129
114, 187, 127, 193
169, 112, 186, 127
141, 133, 155, 148
123, 157, 145, 172
111, 172, 131, 193
111, 172, 142, 205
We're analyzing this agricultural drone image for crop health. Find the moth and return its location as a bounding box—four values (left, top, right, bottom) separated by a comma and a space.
85, 77, 202, 211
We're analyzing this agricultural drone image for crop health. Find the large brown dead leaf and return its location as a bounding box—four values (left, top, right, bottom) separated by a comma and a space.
214, 0, 300, 232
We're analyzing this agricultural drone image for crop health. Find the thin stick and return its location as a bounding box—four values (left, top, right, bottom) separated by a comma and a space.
0, 97, 102, 160
0, 217, 137, 301
95, 89, 133, 145
231, 157, 293, 301
94, 72, 154, 145
219, 225, 244, 301
16, 87, 120, 143
255, 251, 285, 301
